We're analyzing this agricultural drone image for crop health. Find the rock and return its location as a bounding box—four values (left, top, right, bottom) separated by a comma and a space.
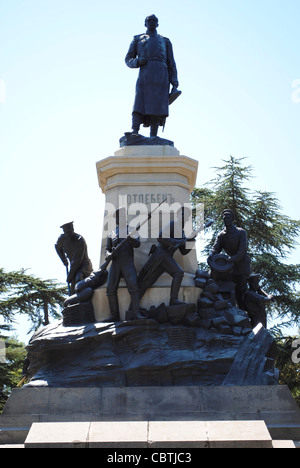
224, 308, 252, 329
167, 303, 195, 325
214, 299, 228, 310
205, 281, 219, 294
183, 312, 204, 328
198, 297, 214, 309
194, 277, 207, 289
203, 290, 216, 302
198, 308, 224, 319
223, 324, 278, 385
148, 303, 168, 323
232, 326, 243, 336
24, 318, 278, 388
195, 269, 210, 279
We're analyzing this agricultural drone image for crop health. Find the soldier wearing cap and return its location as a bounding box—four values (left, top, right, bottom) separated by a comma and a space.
209, 209, 251, 309
55, 222, 93, 295
105, 207, 141, 321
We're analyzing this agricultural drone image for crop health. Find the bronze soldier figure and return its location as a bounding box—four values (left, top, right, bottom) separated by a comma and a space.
125, 14, 180, 137
244, 274, 274, 328
55, 222, 93, 295
209, 209, 251, 309
106, 208, 141, 321
137, 208, 194, 306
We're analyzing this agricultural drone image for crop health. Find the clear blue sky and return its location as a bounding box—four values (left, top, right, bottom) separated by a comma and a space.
0, 0, 299, 341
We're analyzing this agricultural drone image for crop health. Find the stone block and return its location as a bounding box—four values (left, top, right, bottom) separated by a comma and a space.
24, 422, 90, 448
101, 386, 201, 418
88, 421, 148, 448
148, 421, 209, 448
206, 420, 273, 448
1, 388, 51, 415
48, 388, 101, 415
272, 440, 296, 448
24, 420, 273, 448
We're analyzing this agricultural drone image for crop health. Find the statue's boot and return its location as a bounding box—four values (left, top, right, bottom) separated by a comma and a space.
132, 112, 141, 134
169, 274, 185, 306
129, 291, 143, 319
107, 294, 120, 322
150, 123, 159, 137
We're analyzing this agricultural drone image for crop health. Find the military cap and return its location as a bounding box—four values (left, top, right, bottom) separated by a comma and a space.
60, 221, 74, 229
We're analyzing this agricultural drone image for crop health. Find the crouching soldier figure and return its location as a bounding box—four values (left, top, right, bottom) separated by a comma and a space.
137, 207, 194, 306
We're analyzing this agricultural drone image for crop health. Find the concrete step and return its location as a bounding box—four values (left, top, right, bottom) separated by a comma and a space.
268, 424, 300, 441
0, 444, 24, 449
0, 427, 30, 445
24, 420, 274, 448
2, 385, 300, 445
272, 440, 296, 448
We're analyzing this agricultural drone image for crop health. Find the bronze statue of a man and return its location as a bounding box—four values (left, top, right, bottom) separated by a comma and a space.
125, 14, 179, 137
106, 208, 141, 321
244, 274, 274, 329
209, 209, 251, 309
55, 222, 93, 294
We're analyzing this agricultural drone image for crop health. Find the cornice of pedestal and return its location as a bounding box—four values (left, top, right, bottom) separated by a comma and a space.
96, 145, 198, 193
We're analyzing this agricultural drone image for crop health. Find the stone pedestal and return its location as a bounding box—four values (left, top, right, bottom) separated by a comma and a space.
93, 145, 199, 320
1, 386, 300, 445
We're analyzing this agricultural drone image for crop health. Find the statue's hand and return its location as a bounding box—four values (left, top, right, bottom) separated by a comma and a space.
266, 295, 275, 302
138, 57, 147, 66
105, 250, 113, 261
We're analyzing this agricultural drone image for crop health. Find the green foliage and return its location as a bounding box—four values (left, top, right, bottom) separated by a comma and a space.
0, 268, 67, 333
192, 156, 300, 403
0, 270, 67, 411
274, 333, 300, 408
191, 156, 300, 328
0, 337, 26, 412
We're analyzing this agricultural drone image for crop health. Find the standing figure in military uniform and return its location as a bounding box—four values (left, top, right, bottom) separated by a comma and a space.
55, 222, 93, 295
209, 209, 251, 309
106, 208, 141, 321
138, 207, 194, 306
244, 274, 274, 329
125, 14, 179, 137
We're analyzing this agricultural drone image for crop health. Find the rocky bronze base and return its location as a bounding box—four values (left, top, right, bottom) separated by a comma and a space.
24, 316, 278, 388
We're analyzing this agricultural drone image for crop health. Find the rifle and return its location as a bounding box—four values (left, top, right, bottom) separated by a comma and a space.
16, 376, 27, 387
168, 219, 214, 255
66, 264, 71, 295
66, 199, 168, 303
137, 219, 214, 287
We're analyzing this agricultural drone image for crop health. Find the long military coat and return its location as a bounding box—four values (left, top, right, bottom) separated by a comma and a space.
125, 31, 178, 125
211, 226, 251, 276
